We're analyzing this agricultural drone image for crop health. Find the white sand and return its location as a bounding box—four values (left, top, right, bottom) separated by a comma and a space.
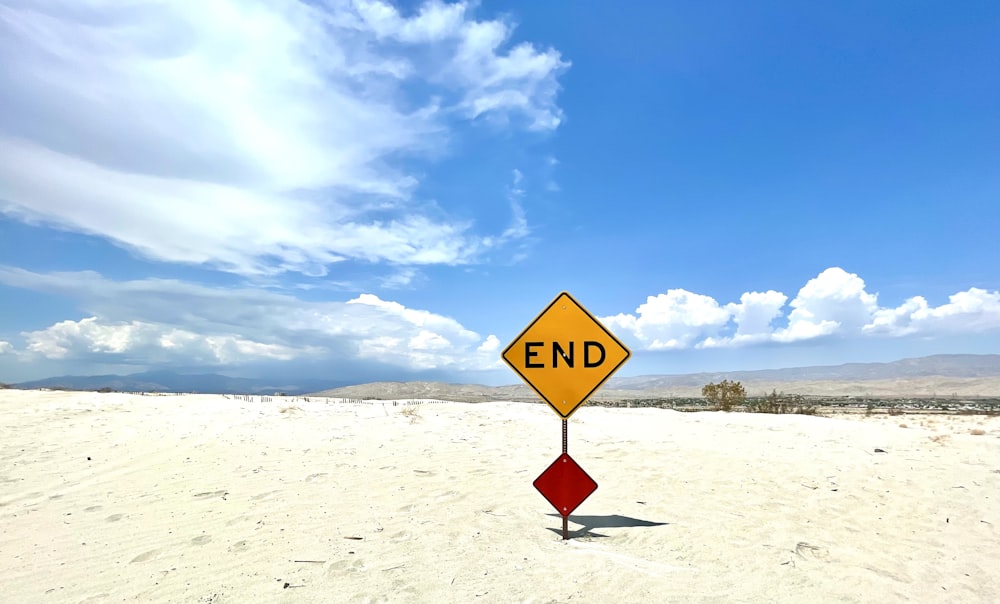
1, 390, 999, 603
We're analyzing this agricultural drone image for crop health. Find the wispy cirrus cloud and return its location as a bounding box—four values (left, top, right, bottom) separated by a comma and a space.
0, 0, 568, 277
0, 266, 502, 373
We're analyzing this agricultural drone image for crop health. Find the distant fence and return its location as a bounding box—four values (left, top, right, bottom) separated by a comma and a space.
219, 394, 442, 406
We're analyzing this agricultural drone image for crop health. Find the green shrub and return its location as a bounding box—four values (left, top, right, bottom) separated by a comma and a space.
746, 390, 817, 415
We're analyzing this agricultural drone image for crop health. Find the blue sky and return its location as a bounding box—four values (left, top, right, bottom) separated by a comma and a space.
1, 0, 998, 385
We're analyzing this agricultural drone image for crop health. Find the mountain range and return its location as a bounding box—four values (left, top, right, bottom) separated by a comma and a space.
7, 370, 344, 395
312, 354, 1000, 400
4, 354, 999, 398
609, 354, 1000, 389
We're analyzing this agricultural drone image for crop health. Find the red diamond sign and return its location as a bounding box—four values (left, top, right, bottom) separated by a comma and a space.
533, 453, 598, 518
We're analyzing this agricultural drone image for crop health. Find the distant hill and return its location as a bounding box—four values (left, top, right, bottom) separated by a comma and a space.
309, 380, 526, 402
8, 354, 1000, 399
310, 354, 1000, 401
12, 370, 346, 395
608, 354, 1000, 390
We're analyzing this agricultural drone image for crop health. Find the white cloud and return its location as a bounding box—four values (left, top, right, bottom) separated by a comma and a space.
502, 168, 529, 240
772, 267, 878, 342
865, 288, 1000, 336
542, 155, 561, 192
477, 334, 501, 353
379, 267, 423, 289
3, 265, 997, 378
606, 267, 1000, 351
351, 1, 569, 129
864, 297, 927, 337
699, 290, 788, 348
603, 289, 731, 350
0, 140, 476, 275
0, 0, 567, 276
0, 340, 13, 355
344, 292, 501, 369
730, 291, 788, 336
354, 0, 469, 43
22, 317, 308, 365
477, 167, 534, 261
1, 267, 501, 372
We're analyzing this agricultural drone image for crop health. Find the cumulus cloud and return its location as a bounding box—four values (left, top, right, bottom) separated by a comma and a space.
865, 288, 1000, 337
0, 0, 567, 276
344, 292, 498, 369
729, 291, 788, 336
603, 290, 731, 350
477, 334, 501, 353
22, 318, 309, 365
3, 265, 997, 378
605, 267, 1000, 351
0, 267, 501, 372
699, 290, 788, 348
772, 267, 879, 342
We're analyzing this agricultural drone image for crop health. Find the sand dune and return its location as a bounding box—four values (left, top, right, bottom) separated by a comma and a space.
2, 390, 999, 603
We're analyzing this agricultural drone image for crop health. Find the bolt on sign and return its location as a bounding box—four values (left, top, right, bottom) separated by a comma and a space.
502, 291, 631, 419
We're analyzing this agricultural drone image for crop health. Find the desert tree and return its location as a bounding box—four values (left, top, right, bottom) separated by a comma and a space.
701, 379, 746, 412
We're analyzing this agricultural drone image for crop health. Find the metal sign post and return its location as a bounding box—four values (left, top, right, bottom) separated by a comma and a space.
562, 419, 568, 540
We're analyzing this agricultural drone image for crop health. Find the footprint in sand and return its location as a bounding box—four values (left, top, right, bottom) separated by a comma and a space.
794, 542, 830, 561
305, 473, 328, 483
387, 580, 418, 598
862, 564, 910, 583
252, 490, 279, 501
191, 534, 212, 545
105, 513, 124, 522
389, 531, 410, 543
434, 490, 464, 502
84, 505, 103, 512
130, 549, 161, 563
326, 558, 366, 577
229, 540, 249, 553
193, 490, 227, 500
226, 514, 251, 527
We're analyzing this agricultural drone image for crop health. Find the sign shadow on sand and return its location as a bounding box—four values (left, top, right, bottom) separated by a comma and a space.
544, 514, 669, 539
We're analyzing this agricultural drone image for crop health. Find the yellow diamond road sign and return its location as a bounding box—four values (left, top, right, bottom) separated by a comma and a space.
502, 292, 631, 419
